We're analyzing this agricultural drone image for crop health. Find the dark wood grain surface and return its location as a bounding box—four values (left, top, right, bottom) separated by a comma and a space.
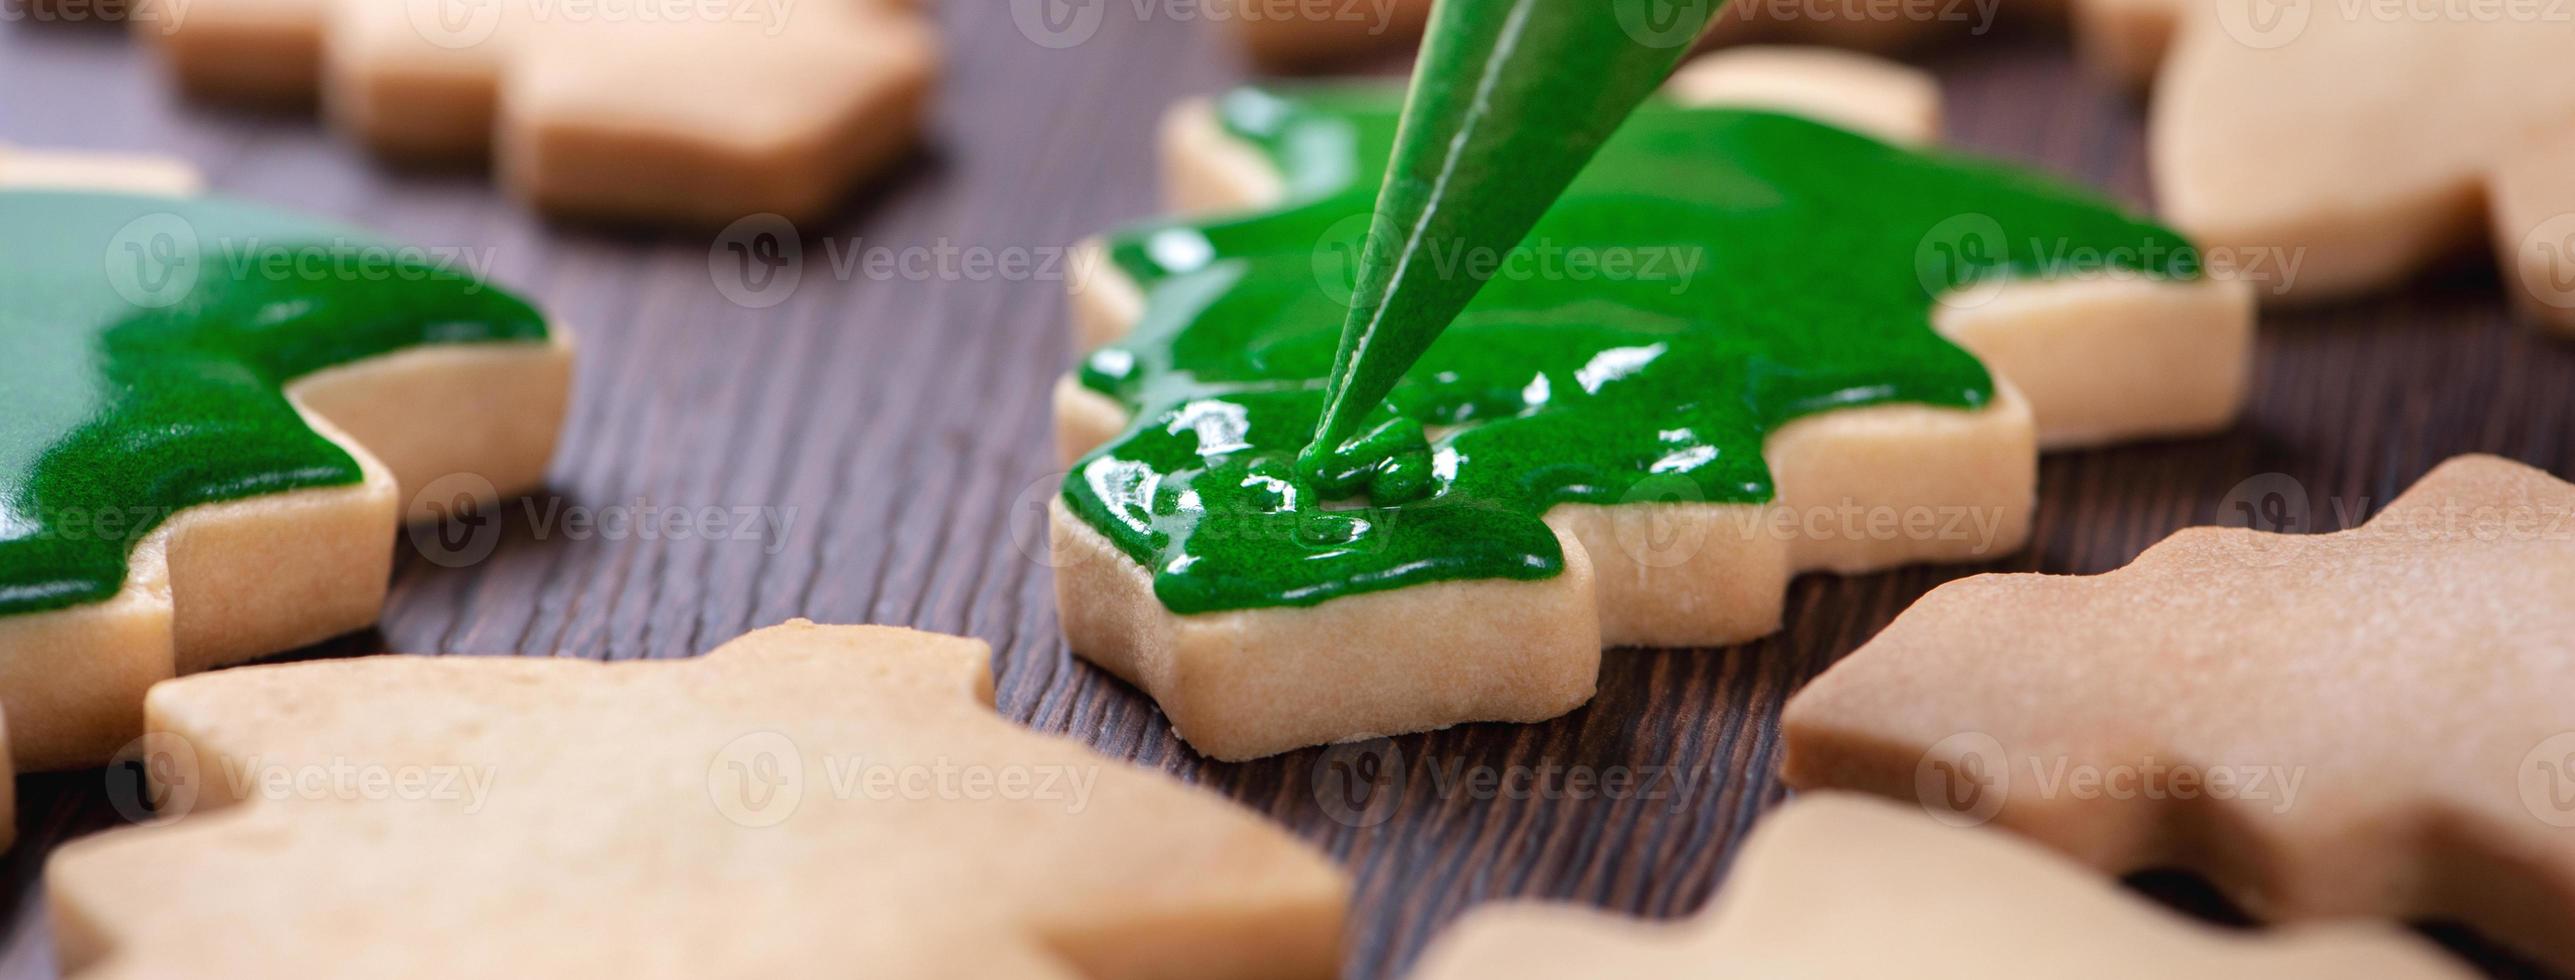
4, 7, 2573, 978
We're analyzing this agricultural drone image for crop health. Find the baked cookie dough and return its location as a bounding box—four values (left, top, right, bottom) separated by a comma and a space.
0, 144, 202, 195
0, 176, 571, 771
2152, 3, 2575, 320
1785, 455, 2575, 972
1051, 49, 2253, 760
135, 0, 936, 225
1408, 794, 2469, 979
48, 621, 1350, 978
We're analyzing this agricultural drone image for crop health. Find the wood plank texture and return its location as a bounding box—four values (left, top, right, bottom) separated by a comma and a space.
2, 9, 2570, 978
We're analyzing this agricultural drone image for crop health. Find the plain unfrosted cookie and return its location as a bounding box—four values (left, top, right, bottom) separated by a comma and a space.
1050, 49, 2253, 761
1783, 455, 2575, 971
0, 144, 202, 195
0, 173, 572, 771
136, 0, 936, 225
1407, 794, 2470, 980
48, 621, 1350, 979
2152, 5, 2575, 321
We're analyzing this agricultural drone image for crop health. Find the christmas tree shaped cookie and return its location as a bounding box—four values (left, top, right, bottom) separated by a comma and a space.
2153, 3, 2575, 322
1050, 50, 2253, 760
0, 186, 571, 771
135, 0, 935, 224
47, 622, 1349, 978
1785, 455, 2575, 972
1406, 793, 2471, 980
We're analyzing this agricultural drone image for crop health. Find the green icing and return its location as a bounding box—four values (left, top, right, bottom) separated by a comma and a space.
0, 191, 548, 616
1064, 87, 2203, 616
1302, 0, 1717, 478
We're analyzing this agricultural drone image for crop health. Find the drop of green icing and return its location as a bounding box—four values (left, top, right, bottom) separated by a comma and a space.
0, 191, 549, 616
1064, 87, 2204, 616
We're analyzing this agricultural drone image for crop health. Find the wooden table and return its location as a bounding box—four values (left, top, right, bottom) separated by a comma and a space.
3, 8, 2570, 978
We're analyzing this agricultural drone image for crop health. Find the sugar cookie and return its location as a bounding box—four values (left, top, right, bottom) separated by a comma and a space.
47, 621, 1350, 978
1051, 49, 2253, 760
2152, 5, 2575, 318
135, 0, 937, 225
0, 185, 572, 771
0, 144, 203, 196
1784, 455, 2575, 972
1408, 794, 2470, 980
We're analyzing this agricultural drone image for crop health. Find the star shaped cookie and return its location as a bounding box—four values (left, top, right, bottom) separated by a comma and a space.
1784, 455, 2575, 972
48, 621, 1350, 978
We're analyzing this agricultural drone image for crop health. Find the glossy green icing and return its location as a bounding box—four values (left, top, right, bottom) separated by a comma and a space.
0, 191, 548, 616
1303, 0, 1716, 484
1064, 87, 2202, 616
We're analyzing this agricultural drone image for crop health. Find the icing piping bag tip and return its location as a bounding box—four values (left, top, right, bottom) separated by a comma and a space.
1299, 0, 1719, 481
